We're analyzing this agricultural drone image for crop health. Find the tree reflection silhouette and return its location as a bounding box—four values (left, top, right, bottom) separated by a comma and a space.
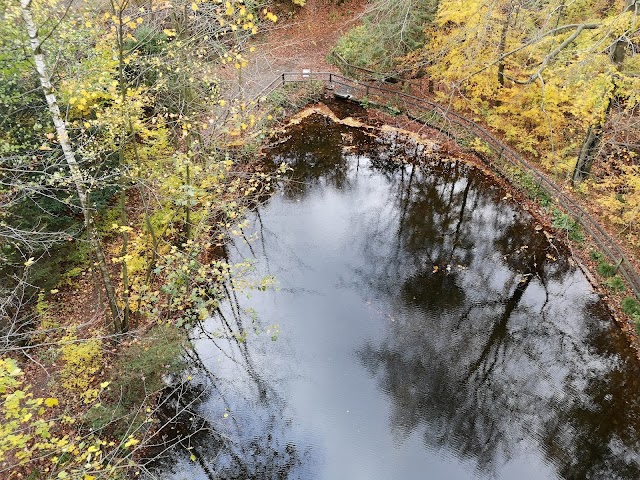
271, 112, 640, 478
149, 107, 640, 480
348, 137, 640, 478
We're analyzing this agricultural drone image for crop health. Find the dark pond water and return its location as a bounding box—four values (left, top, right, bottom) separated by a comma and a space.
149, 105, 640, 479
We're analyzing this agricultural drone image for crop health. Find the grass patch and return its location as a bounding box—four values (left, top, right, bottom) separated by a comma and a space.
592, 251, 624, 288
603, 275, 626, 293
551, 208, 584, 242
622, 297, 640, 319
359, 96, 371, 109
507, 167, 552, 207
596, 261, 617, 278
382, 103, 401, 116
622, 297, 640, 335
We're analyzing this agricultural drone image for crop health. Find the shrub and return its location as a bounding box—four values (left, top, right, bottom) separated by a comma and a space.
551, 209, 584, 242
603, 276, 626, 293
597, 262, 617, 278
622, 297, 640, 320
507, 167, 552, 206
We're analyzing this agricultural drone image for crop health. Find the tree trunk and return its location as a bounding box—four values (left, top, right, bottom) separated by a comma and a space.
497, 10, 512, 88
572, 125, 601, 183
572, 1, 630, 184
114, 0, 131, 331
625, 0, 639, 14
20, 0, 122, 333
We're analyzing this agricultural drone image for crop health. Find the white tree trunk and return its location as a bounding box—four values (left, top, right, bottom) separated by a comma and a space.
20, 0, 122, 332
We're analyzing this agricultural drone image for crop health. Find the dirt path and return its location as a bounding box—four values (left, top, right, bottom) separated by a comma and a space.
240, 0, 368, 99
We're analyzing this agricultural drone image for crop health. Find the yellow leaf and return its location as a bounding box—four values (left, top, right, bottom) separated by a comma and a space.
190, 453, 196, 461
44, 398, 59, 408
123, 436, 140, 448
191, 2, 198, 11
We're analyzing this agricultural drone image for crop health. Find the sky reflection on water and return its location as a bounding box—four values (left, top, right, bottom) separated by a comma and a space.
149, 107, 640, 480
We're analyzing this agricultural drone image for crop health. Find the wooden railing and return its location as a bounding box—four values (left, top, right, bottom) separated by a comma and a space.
253, 71, 640, 299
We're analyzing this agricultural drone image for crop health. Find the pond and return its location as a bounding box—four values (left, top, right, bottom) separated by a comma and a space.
149, 103, 640, 480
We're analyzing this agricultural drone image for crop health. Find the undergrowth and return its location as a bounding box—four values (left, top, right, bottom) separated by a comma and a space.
84, 324, 186, 437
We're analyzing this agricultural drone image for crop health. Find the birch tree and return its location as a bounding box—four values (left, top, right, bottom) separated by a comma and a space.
20, 0, 122, 332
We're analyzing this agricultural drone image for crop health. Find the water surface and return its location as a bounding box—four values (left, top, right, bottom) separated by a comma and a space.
150, 106, 640, 480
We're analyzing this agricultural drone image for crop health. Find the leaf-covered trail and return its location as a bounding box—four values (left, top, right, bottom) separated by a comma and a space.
240, 0, 369, 99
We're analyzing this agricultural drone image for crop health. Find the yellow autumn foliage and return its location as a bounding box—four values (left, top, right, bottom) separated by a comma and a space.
401, 0, 639, 247
59, 334, 104, 394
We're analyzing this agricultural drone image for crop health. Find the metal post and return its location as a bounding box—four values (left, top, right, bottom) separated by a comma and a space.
281, 73, 285, 85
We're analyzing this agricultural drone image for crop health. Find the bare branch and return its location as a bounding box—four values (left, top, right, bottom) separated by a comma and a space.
463, 22, 600, 84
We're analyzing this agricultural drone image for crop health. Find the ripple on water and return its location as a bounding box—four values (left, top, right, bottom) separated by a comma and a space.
147, 105, 640, 480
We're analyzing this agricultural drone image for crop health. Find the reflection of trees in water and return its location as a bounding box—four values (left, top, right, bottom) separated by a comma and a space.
144, 243, 305, 480
540, 298, 640, 480
357, 293, 640, 477
346, 151, 640, 477
269, 116, 364, 199
354, 160, 484, 292
145, 335, 305, 480
148, 110, 640, 479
